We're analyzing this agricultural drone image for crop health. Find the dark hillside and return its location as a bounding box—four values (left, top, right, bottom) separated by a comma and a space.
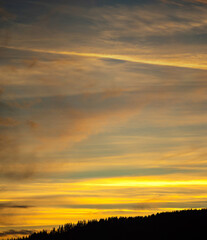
11, 209, 207, 240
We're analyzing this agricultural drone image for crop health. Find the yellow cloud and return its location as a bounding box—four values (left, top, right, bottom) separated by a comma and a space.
3, 45, 207, 70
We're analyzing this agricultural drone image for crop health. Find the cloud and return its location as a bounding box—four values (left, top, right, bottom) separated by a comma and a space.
34, 103, 142, 153
58, 2, 207, 39
0, 230, 34, 237
195, 0, 207, 3
0, 7, 15, 22
0, 6, 15, 47
23, 58, 38, 68
0, 0, 207, 234
165, 0, 207, 4
26, 120, 39, 129
0, 203, 32, 209
0, 117, 19, 126
101, 88, 124, 100
0, 133, 37, 181
3, 45, 207, 70
61, 202, 154, 210
8, 98, 42, 109
0, 72, 206, 181
0, 90, 144, 180
1, 1, 207, 74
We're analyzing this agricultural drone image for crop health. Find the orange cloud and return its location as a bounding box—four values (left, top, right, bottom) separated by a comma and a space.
35, 105, 142, 153
0, 117, 19, 127
26, 120, 39, 129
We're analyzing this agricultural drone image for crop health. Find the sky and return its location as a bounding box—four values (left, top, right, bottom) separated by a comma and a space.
0, 0, 207, 238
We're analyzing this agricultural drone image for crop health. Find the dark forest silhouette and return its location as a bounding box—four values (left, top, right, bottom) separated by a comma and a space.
8, 209, 207, 240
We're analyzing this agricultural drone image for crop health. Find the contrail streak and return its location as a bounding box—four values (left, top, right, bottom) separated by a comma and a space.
2, 45, 207, 70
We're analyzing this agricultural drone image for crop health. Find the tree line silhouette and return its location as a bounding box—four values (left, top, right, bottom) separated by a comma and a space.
8, 209, 207, 240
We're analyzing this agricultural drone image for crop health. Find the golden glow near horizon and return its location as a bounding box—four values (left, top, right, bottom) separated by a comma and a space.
1, 0, 207, 239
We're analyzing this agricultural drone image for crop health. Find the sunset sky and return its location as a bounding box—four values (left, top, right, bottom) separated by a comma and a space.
1, 0, 207, 238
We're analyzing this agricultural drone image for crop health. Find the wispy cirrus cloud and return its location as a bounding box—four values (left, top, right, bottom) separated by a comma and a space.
0, 0, 207, 237
1, 1, 207, 69
2, 45, 207, 70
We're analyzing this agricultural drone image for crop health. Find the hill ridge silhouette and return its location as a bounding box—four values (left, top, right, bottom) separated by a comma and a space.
8, 208, 207, 240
